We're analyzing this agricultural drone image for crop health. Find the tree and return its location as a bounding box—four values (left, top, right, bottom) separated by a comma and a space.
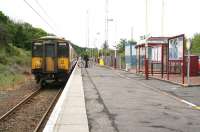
71, 43, 86, 55
0, 11, 48, 50
101, 41, 110, 56
0, 23, 11, 45
102, 41, 109, 50
0, 11, 9, 24
191, 33, 200, 55
116, 39, 127, 55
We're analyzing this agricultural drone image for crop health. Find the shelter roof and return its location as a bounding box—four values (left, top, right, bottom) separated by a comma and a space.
137, 36, 170, 46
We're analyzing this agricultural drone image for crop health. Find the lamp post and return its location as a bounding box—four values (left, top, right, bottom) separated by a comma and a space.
144, 34, 150, 79
186, 39, 192, 86
161, 0, 165, 36
144, 0, 149, 79
106, 18, 114, 54
95, 32, 100, 63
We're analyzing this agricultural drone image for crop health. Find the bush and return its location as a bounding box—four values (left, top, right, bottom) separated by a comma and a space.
0, 44, 30, 88
0, 63, 7, 71
0, 72, 25, 88
5, 44, 21, 56
0, 55, 8, 65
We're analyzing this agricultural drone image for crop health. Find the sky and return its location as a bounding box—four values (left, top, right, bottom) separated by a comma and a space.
0, 0, 200, 48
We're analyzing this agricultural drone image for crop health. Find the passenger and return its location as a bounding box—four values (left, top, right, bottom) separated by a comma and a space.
84, 54, 89, 68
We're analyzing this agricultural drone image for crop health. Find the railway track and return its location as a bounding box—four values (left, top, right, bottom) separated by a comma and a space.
0, 86, 62, 132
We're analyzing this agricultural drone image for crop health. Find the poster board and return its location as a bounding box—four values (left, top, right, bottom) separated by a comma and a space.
167, 34, 185, 84
168, 36, 184, 60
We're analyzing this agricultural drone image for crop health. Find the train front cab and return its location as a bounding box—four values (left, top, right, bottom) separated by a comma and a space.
32, 41, 70, 85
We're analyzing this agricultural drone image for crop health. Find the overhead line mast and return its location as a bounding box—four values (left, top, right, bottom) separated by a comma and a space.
145, 0, 148, 36
105, 0, 108, 47
161, 0, 165, 36
86, 10, 90, 49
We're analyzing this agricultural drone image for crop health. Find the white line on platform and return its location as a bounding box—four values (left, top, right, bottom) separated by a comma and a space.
181, 100, 197, 107
116, 71, 199, 110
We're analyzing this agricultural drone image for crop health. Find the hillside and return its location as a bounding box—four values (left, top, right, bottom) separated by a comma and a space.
0, 44, 31, 89
0, 11, 86, 89
0, 11, 48, 89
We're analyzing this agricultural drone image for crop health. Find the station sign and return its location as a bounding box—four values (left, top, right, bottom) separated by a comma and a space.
59, 43, 66, 46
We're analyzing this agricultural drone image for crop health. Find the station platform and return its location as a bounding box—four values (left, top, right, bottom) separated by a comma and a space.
43, 63, 200, 132
43, 65, 89, 132
82, 65, 200, 132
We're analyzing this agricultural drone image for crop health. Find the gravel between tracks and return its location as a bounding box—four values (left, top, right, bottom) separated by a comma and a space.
0, 88, 60, 132
0, 79, 39, 117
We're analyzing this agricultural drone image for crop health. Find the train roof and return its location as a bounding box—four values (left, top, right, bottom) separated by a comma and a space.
39, 36, 65, 40
34, 36, 71, 43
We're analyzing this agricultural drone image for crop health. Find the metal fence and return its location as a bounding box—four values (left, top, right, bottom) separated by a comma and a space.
103, 55, 126, 69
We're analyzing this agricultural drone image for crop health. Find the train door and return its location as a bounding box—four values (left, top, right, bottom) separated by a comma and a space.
44, 43, 56, 72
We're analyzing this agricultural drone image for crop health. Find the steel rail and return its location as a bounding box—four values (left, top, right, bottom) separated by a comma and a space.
0, 88, 41, 121
33, 88, 63, 132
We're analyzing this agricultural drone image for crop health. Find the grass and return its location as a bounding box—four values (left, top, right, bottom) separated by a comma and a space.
0, 73, 25, 89
0, 44, 31, 89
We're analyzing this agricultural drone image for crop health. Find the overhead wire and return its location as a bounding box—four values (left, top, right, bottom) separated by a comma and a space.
33, 0, 57, 27
23, 0, 58, 35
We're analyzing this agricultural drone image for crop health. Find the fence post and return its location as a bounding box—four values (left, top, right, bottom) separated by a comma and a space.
145, 59, 149, 79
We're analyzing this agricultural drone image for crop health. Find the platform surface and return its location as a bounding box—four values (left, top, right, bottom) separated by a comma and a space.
43, 65, 89, 132
43, 63, 200, 132
82, 65, 200, 132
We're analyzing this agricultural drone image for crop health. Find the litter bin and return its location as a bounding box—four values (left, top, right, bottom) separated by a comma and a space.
186, 55, 199, 76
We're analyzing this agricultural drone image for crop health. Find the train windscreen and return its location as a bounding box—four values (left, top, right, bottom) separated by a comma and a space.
32, 43, 43, 57
45, 44, 55, 57
58, 43, 69, 57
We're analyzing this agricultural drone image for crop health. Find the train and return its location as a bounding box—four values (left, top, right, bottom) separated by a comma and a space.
31, 36, 77, 87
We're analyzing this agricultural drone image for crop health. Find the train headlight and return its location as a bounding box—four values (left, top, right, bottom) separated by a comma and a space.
58, 58, 68, 70
61, 60, 64, 64
35, 60, 41, 68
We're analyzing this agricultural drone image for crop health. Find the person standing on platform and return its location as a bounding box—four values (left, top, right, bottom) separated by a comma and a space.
84, 54, 89, 68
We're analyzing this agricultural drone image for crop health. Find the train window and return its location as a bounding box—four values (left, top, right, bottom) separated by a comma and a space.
58, 43, 68, 57
32, 43, 43, 57
45, 44, 55, 57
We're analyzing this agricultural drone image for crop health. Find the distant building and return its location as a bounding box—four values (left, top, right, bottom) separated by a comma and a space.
125, 41, 137, 71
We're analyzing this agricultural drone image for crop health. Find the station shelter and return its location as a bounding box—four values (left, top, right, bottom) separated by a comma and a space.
134, 34, 199, 85
135, 37, 169, 77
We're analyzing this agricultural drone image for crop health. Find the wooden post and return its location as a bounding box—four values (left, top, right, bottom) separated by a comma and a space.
182, 35, 185, 84
139, 46, 140, 72
167, 38, 169, 80
144, 46, 149, 79
151, 62, 153, 75
161, 45, 164, 78
136, 47, 138, 73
